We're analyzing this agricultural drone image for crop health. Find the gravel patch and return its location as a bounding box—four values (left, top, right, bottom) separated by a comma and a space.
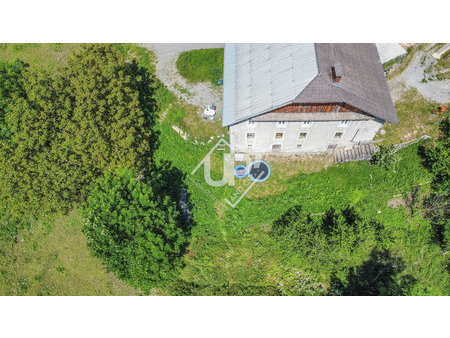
141, 43, 224, 112
388, 45, 450, 103
142, 43, 449, 114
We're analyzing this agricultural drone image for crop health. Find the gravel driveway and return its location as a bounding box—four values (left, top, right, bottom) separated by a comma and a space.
141, 43, 225, 111
388, 45, 450, 103
142, 43, 449, 112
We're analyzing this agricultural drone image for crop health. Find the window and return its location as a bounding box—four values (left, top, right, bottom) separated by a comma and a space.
275, 132, 284, 139
298, 132, 308, 139
247, 144, 253, 150
248, 120, 256, 127
277, 121, 287, 128
334, 131, 344, 139
297, 144, 303, 149
301, 121, 312, 128
272, 144, 281, 152
338, 120, 351, 127
247, 132, 255, 140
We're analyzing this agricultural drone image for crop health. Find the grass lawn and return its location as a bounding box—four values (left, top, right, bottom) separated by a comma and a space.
165, 102, 226, 139
0, 43, 156, 73
0, 43, 82, 71
377, 88, 447, 145
0, 209, 141, 295
176, 48, 224, 84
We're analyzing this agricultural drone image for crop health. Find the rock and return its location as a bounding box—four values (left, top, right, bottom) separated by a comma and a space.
171, 125, 189, 140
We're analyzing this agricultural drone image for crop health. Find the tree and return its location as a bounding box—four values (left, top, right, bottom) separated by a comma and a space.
419, 114, 450, 248
371, 145, 400, 169
271, 205, 323, 254
0, 59, 30, 232
330, 248, 416, 296
419, 115, 449, 193
82, 167, 188, 293
0, 44, 159, 216
0, 59, 28, 140
0, 68, 71, 214
271, 205, 389, 290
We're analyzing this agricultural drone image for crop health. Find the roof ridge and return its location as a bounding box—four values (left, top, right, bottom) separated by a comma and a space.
222, 43, 398, 126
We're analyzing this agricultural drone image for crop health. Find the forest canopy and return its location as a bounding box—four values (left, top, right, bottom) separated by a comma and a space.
0, 44, 159, 218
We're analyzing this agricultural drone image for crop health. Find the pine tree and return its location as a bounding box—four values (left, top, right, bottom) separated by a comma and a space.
0, 44, 159, 216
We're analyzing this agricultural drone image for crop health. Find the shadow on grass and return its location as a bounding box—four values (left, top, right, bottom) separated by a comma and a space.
330, 248, 417, 296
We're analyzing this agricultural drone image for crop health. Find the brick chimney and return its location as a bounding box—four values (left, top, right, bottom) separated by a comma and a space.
331, 64, 342, 83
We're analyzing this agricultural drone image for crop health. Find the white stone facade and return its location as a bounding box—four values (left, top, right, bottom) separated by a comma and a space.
229, 118, 383, 154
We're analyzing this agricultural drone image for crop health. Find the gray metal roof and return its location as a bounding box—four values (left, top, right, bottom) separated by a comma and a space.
222, 43, 318, 126
223, 43, 398, 126
376, 43, 407, 64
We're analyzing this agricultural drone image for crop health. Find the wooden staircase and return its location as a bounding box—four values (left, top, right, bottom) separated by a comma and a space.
333, 143, 376, 163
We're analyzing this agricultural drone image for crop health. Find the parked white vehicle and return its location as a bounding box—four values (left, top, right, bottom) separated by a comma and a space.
204, 104, 216, 116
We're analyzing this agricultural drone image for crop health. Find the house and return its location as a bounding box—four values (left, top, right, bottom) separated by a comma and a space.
222, 44, 398, 154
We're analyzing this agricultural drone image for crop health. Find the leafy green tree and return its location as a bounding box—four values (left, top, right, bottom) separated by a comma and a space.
82, 167, 188, 293
271, 205, 422, 295
419, 115, 449, 193
423, 192, 450, 246
271, 206, 389, 290
419, 114, 450, 248
0, 44, 159, 216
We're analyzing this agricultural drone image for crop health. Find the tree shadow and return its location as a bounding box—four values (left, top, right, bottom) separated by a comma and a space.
145, 160, 195, 253
330, 248, 417, 296
423, 192, 450, 248
125, 58, 161, 160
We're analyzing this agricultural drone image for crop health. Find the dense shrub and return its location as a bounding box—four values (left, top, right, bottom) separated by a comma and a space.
419, 114, 450, 248
371, 145, 400, 169
419, 115, 449, 193
271, 205, 396, 293
82, 167, 189, 293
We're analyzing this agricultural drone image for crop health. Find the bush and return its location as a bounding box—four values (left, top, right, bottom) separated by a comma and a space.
419, 115, 449, 193
176, 48, 224, 84
419, 114, 450, 248
271, 206, 389, 280
330, 248, 416, 296
270, 205, 408, 294
82, 167, 189, 293
371, 145, 400, 169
